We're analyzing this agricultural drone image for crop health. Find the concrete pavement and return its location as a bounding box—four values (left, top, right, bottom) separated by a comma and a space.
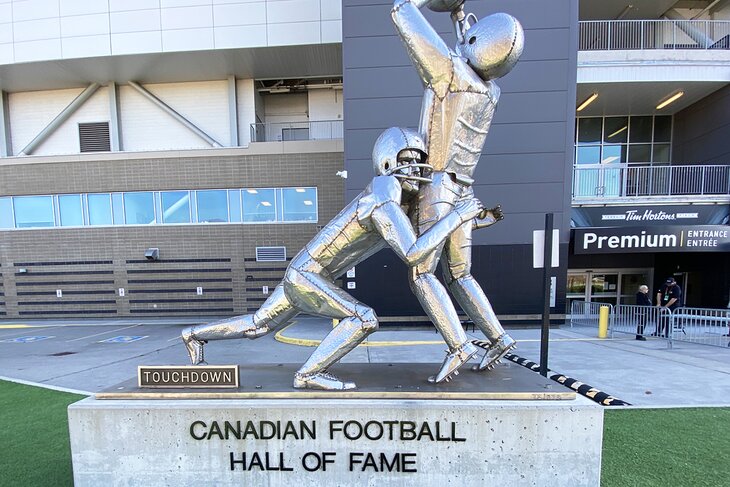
1, 316, 728, 407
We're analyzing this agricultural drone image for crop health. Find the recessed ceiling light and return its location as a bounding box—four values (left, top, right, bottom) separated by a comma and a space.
261, 201, 271, 207
577, 93, 598, 112
247, 189, 258, 194
295, 188, 306, 193
656, 91, 684, 110
303, 200, 313, 206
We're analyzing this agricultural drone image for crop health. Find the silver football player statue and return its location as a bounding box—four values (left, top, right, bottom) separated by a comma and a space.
182, 127, 486, 390
392, 0, 524, 375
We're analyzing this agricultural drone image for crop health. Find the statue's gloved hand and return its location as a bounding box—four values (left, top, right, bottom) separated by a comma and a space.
473, 205, 504, 229
454, 196, 484, 223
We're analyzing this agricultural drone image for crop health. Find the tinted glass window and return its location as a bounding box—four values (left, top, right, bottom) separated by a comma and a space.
123, 192, 154, 224
0, 197, 13, 228
629, 116, 653, 143
654, 116, 672, 142
196, 190, 228, 223
58, 194, 83, 226
576, 146, 601, 165
601, 145, 626, 164
653, 144, 671, 163
228, 190, 242, 223
281, 188, 317, 222
88, 194, 113, 225
161, 191, 191, 224
14, 195, 54, 228
628, 144, 652, 163
577, 118, 602, 144
243, 189, 276, 222
603, 117, 628, 143
112, 193, 124, 225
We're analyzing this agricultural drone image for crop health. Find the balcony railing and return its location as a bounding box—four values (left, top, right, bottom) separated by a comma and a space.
250, 120, 343, 143
573, 164, 730, 200
579, 20, 730, 51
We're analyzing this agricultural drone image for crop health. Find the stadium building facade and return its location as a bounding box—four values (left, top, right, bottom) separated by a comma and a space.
0, 0, 727, 321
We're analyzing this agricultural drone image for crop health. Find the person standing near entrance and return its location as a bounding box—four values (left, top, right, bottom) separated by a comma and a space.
635, 285, 651, 341
655, 277, 682, 337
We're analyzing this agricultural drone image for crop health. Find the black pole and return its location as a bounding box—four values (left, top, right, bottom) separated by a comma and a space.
540, 213, 554, 377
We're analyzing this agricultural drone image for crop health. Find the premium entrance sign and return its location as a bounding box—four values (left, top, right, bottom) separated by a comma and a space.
573, 225, 730, 254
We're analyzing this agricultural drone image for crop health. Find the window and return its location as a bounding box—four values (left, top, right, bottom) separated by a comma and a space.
123, 192, 154, 225
0, 186, 318, 230
112, 193, 124, 225
14, 196, 54, 228
280, 187, 317, 222
228, 190, 242, 223
0, 197, 13, 228
161, 191, 190, 224
196, 190, 228, 223
58, 194, 83, 226
575, 115, 672, 165
88, 193, 113, 225
243, 189, 276, 222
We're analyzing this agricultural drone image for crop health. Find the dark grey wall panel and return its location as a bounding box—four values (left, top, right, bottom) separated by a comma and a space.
673, 84, 730, 163
343, 0, 577, 317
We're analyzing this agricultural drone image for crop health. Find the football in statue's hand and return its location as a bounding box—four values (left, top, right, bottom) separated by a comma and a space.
427, 0, 465, 13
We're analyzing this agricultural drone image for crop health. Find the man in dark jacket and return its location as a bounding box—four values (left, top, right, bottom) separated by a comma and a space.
635, 285, 651, 340
655, 277, 682, 337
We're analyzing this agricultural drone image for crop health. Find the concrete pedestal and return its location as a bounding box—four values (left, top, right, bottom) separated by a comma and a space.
69, 364, 603, 486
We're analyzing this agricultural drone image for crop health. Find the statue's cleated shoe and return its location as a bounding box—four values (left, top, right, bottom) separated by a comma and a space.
181, 327, 208, 365
428, 341, 478, 383
472, 333, 516, 372
293, 371, 356, 390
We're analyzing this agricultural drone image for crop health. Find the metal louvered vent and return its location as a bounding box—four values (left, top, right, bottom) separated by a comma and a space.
79, 122, 111, 152
256, 246, 286, 262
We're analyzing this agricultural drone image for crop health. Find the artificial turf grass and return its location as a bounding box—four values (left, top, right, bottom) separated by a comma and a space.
602, 407, 730, 487
0, 380, 86, 487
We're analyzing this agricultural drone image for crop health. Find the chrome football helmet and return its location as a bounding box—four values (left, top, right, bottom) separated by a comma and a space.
372, 127, 431, 185
455, 12, 524, 81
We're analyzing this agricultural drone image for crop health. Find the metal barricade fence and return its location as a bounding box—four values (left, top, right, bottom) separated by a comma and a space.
669, 307, 730, 348
612, 305, 671, 339
570, 301, 613, 329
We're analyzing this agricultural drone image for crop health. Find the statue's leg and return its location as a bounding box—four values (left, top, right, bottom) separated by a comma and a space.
442, 218, 515, 371
181, 284, 297, 365
408, 173, 477, 382
285, 268, 378, 390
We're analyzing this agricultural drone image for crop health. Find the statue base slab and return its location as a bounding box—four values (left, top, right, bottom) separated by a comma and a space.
69, 363, 603, 486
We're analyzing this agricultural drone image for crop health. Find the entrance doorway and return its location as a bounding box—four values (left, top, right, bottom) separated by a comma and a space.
567, 268, 654, 312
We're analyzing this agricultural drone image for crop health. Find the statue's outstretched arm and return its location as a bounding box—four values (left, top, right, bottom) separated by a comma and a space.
372, 197, 482, 265
391, 0, 454, 94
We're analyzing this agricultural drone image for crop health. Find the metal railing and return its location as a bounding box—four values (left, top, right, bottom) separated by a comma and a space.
579, 20, 730, 51
572, 164, 730, 200
570, 300, 613, 328
612, 304, 672, 338
250, 120, 343, 143
669, 307, 730, 348
571, 300, 730, 349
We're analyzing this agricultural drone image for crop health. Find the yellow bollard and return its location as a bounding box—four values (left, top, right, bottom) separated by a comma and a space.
332, 319, 339, 328
598, 306, 609, 338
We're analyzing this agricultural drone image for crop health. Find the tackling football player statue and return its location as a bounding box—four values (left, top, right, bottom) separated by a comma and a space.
181, 127, 490, 390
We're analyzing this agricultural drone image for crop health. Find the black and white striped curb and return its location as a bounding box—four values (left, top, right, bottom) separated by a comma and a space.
504, 353, 631, 406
